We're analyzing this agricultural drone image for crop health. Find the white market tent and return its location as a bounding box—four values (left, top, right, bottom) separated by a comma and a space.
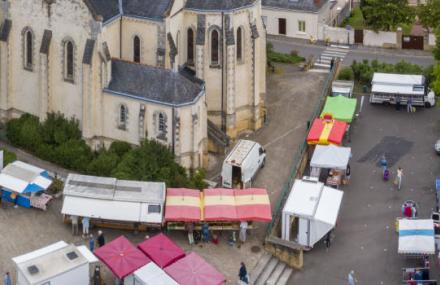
12, 241, 95, 285
398, 219, 435, 255
310, 145, 351, 171
61, 174, 166, 225
127, 263, 178, 285
371, 73, 425, 96
0, 161, 52, 194
282, 177, 343, 248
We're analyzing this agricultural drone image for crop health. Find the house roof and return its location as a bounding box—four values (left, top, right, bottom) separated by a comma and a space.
122, 0, 173, 20
262, 0, 329, 12
86, 0, 120, 22
106, 60, 204, 106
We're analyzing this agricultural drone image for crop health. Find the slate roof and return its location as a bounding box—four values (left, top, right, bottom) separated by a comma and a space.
86, 0, 120, 22
122, 0, 173, 20
83, 39, 96, 65
185, 0, 256, 11
262, 0, 329, 12
0, 19, 12, 42
40, 30, 53, 54
106, 60, 204, 106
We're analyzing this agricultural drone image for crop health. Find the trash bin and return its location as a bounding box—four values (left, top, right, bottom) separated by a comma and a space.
362, 85, 369, 93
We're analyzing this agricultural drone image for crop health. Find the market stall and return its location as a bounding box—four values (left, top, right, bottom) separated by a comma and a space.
94, 236, 150, 281
132, 263, 178, 285
307, 116, 347, 145
138, 233, 185, 268
398, 219, 435, 255
61, 174, 166, 230
320, 96, 357, 123
164, 188, 202, 222
164, 252, 225, 285
234, 188, 272, 222
309, 145, 351, 186
281, 177, 343, 248
204, 188, 237, 221
0, 161, 53, 210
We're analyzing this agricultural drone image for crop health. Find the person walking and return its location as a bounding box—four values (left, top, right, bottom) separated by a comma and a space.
396, 167, 403, 190
348, 270, 358, 285
185, 222, 195, 245
71, 215, 79, 236
238, 221, 248, 248
82, 216, 90, 238
396, 96, 401, 110
238, 262, 249, 284
97, 230, 105, 247
201, 222, 210, 243
3, 272, 11, 285
407, 97, 413, 113
324, 231, 331, 249
89, 234, 95, 252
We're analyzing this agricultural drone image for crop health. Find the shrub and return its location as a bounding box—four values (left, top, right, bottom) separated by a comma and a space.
40, 112, 81, 146
338, 67, 354, 81
47, 177, 64, 194
87, 150, 119, 176
6, 114, 42, 152
53, 140, 93, 171
1, 148, 17, 166
109, 141, 132, 158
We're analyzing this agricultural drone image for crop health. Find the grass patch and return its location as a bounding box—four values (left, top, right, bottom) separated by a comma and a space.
1, 148, 17, 166
268, 51, 305, 64
342, 7, 365, 29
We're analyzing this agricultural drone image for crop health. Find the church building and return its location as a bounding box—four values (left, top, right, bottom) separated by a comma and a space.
0, 0, 266, 169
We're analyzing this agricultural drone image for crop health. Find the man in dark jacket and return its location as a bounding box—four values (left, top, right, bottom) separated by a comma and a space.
239, 262, 248, 284
97, 230, 105, 247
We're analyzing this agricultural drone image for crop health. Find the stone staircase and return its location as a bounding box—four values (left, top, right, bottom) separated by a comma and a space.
250, 253, 293, 285
207, 119, 230, 148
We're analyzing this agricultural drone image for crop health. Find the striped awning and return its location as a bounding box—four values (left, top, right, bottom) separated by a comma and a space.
307, 118, 347, 145
398, 219, 435, 255
164, 188, 202, 222
204, 188, 237, 221
235, 188, 272, 222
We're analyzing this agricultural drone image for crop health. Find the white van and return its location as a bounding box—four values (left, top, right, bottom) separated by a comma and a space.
221, 140, 266, 188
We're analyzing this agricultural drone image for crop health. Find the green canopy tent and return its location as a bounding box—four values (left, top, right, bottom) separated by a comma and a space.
320, 96, 357, 123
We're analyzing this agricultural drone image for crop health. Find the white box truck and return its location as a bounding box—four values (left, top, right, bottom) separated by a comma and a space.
331, 80, 354, 97
221, 140, 266, 188
370, 73, 436, 107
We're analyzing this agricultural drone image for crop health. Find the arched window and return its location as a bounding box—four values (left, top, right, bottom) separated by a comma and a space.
119, 104, 127, 129
23, 29, 33, 70
237, 27, 243, 62
62, 40, 75, 81
159, 113, 165, 132
187, 28, 194, 64
211, 30, 219, 65
133, 36, 140, 63
66, 42, 74, 79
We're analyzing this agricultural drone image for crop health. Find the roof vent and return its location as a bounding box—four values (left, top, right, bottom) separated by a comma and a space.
66, 251, 79, 261
27, 265, 39, 275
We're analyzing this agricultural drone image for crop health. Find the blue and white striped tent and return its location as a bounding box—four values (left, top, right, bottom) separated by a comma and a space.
398, 219, 435, 255
0, 161, 52, 194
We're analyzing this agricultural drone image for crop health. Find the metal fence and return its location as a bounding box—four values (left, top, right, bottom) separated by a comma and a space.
265, 64, 337, 238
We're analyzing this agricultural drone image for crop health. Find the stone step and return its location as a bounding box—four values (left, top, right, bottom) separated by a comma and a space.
265, 262, 286, 285
308, 69, 330, 73
277, 267, 293, 285
255, 257, 278, 285
249, 253, 272, 284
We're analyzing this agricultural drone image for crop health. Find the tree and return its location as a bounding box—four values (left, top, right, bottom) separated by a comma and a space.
417, 0, 440, 29
433, 27, 440, 61
362, 0, 414, 31
433, 62, 440, 95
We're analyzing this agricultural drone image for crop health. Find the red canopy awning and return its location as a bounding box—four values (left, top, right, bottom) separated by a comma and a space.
165, 188, 201, 222
94, 236, 150, 279
235, 188, 272, 222
164, 252, 225, 285
204, 188, 237, 221
138, 233, 185, 268
307, 118, 347, 145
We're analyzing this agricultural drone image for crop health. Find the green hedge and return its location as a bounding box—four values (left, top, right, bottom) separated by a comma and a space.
267, 42, 305, 65
6, 113, 206, 188
1, 148, 17, 166
350, 59, 433, 85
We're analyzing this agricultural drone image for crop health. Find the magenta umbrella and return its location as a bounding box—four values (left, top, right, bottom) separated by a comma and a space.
138, 233, 185, 268
94, 236, 150, 279
165, 252, 225, 285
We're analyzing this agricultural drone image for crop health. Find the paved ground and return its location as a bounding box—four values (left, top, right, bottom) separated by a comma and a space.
269, 36, 436, 67
288, 98, 440, 284
0, 64, 327, 284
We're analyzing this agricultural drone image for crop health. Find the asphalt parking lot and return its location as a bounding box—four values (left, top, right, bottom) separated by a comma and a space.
0, 64, 327, 284
289, 99, 440, 284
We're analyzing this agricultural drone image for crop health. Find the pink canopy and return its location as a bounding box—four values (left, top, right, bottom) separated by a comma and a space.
235, 188, 272, 222
138, 233, 185, 268
203, 188, 237, 221
165, 188, 202, 222
165, 252, 225, 285
94, 236, 150, 279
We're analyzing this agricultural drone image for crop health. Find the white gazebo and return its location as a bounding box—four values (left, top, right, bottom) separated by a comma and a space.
310, 145, 351, 178
281, 177, 343, 248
